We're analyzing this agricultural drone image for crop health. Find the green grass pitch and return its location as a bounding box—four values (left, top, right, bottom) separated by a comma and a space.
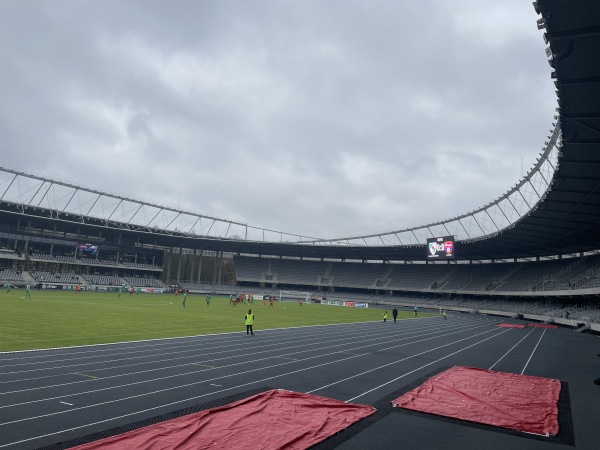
0, 290, 430, 352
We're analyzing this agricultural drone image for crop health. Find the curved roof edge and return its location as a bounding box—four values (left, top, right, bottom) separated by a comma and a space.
1, 1, 599, 262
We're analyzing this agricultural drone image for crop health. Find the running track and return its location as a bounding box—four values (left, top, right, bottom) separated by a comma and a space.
0, 313, 598, 449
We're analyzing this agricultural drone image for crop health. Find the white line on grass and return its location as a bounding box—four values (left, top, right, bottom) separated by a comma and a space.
0, 313, 465, 355
0, 324, 503, 449
0, 317, 477, 379
0, 319, 474, 393
0, 321, 491, 408
0, 315, 450, 368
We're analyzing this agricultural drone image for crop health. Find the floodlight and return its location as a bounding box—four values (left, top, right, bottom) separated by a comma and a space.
537, 18, 546, 30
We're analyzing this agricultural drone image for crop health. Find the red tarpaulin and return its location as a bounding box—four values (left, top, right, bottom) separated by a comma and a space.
528, 323, 559, 328
72, 390, 376, 450
496, 323, 526, 328
392, 366, 560, 436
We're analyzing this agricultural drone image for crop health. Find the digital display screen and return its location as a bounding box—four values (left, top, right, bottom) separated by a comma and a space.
78, 244, 98, 256
427, 236, 455, 259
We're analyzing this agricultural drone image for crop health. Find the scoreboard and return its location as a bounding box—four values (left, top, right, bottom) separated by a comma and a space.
427, 236, 455, 259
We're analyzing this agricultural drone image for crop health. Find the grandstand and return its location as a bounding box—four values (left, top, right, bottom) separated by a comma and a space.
1, 2, 600, 449
0, 268, 23, 282
30, 271, 81, 285
232, 254, 600, 295
0, 0, 598, 334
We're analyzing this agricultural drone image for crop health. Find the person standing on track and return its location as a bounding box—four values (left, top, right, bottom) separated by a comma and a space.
383, 310, 388, 323
413, 305, 418, 317
392, 307, 398, 324
245, 309, 255, 335
443, 310, 447, 320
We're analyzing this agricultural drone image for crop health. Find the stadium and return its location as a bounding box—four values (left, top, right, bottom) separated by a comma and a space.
1, 1, 599, 449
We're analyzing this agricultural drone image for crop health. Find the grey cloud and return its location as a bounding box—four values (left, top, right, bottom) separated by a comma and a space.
0, 0, 555, 238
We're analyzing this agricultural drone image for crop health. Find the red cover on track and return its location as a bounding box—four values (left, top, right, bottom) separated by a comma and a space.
72, 389, 376, 450
528, 323, 558, 328
392, 366, 560, 436
496, 323, 526, 328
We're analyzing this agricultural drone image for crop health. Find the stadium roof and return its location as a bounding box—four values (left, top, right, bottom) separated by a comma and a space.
0, 0, 598, 262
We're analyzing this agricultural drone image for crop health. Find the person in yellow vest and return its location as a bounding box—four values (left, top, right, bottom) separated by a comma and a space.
443, 311, 447, 320
245, 309, 255, 335
383, 311, 388, 323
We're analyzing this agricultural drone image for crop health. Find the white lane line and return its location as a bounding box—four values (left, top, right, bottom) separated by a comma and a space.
0, 352, 370, 449
74, 373, 99, 379
0, 322, 491, 408
0, 318, 417, 356
0, 315, 467, 367
308, 328, 508, 396
345, 329, 511, 403
59, 401, 73, 406
0, 324, 494, 414
210, 384, 222, 387
0, 320, 411, 372
0, 318, 456, 381
488, 327, 537, 370
0, 314, 490, 367
0, 323, 500, 449
521, 327, 547, 375
0, 320, 480, 395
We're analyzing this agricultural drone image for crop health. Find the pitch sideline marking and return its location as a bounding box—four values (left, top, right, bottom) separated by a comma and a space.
0, 325, 504, 449
0, 316, 452, 355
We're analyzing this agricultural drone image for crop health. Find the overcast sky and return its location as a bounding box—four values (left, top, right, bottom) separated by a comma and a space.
0, 0, 556, 239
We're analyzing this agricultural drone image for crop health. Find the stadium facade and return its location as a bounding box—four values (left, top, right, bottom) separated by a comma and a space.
1, 1, 599, 326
